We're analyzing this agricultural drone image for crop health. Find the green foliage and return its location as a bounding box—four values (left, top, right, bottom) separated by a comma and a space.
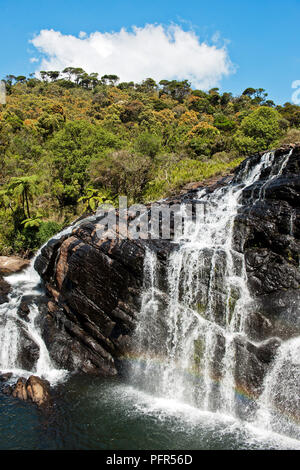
7, 175, 39, 218
144, 155, 243, 201
21, 215, 43, 228
91, 150, 152, 203
214, 113, 236, 132
135, 132, 161, 158
47, 121, 121, 205
0, 68, 299, 255
237, 106, 282, 151
78, 187, 114, 212
36, 221, 63, 246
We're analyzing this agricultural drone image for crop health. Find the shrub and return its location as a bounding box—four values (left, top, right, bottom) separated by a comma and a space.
135, 132, 161, 158
37, 221, 63, 246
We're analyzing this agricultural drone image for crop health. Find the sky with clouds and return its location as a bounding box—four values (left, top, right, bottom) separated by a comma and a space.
0, 0, 300, 103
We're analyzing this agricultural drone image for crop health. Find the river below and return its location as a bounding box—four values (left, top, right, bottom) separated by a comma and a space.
1, 374, 299, 450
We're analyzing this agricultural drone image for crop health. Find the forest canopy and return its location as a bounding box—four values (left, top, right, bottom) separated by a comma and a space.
1, 69, 299, 256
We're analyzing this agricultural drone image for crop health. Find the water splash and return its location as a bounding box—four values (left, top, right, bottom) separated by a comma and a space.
0, 222, 80, 384
256, 337, 300, 440
130, 149, 299, 440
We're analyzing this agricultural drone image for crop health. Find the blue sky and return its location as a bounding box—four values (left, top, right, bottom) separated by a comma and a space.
0, 0, 299, 104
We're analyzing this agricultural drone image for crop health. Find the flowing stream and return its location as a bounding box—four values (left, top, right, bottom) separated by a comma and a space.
0, 223, 79, 383
0, 151, 299, 449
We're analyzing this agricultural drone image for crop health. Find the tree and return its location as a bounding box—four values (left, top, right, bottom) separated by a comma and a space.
21, 215, 43, 229
40, 71, 48, 82
62, 67, 75, 80
0, 188, 13, 213
47, 71, 60, 82
239, 106, 281, 149
242, 87, 256, 97
73, 68, 85, 85
120, 100, 144, 123
135, 132, 161, 158
91, 150, 152, 202
242, 87, 268, 104
186, 122, 220, 157
279, 103, 300, 127
5, 75, 16, 86
47, 121, 122, 205
208, 88, 220, 106
118, 81, 135, 91
78, 187, 113, 212
62, 67, 85, 84
15, 76, 26, 83
101, 75, 120, 86
159, 79, 191, 102
135, 78, 158, 93
7, 175, 39, 218
37, 112, 64, 137
214, 114, 236, 132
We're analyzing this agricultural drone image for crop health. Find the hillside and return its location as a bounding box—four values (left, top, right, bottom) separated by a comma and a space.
0, 70, 300, 256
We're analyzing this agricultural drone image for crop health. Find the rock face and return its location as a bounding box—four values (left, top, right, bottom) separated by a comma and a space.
35, 233, 172, 375
233, 146, 300, 340
35, 145, 300, 402
2, 375, 51, 406
0, 256, 30, 275
0, 277, 11, 304
26, 375, 51, 405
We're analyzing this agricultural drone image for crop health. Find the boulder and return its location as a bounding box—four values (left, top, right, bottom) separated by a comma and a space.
26, 375, 50, 406
3, 375, 51, 406
0, 372, 12, 382
17, 330, 40, 370
17, 299, 31, 322
12, 377, 28, 401
0, 256, 30, 275
0, 276, 11, 304
2, 385, 13, 396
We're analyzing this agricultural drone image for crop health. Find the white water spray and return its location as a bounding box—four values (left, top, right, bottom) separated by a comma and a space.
0, 221, 82, 384
130, 150, 300, 441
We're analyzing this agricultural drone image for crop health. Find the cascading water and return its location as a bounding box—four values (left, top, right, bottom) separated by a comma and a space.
0, 150, 298, 450
256, 337, 300, 439
130, 149, 300, 441
0, 222, 82, 384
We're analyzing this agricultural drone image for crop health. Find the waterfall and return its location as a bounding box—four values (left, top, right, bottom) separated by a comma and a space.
130, 149, 300, 439
0, 222, 81, 384
0, 150, 298, 444
256, 337, 300, 440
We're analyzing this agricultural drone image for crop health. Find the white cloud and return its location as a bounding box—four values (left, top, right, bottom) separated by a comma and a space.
30, 24, 234, 90
29, 57, 39, 63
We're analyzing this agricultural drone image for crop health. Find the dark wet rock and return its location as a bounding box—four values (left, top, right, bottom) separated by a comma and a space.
0, 276, 11, 304
0, 372, 12, 382
255, 338, 281, 364
34, 145, 300, 403
2, 385, 13, 396
35, 227, 173, 376
17, 298, 31, 322
233, 145, 300, 342
12, 377, 28, 401
38, 299, 117, 375
17, 330, 40, 370
233, 336, 281, 420
243, 311, 273, 342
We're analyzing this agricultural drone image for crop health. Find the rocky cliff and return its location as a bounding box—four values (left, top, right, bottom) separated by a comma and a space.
34, 145, 300, 401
